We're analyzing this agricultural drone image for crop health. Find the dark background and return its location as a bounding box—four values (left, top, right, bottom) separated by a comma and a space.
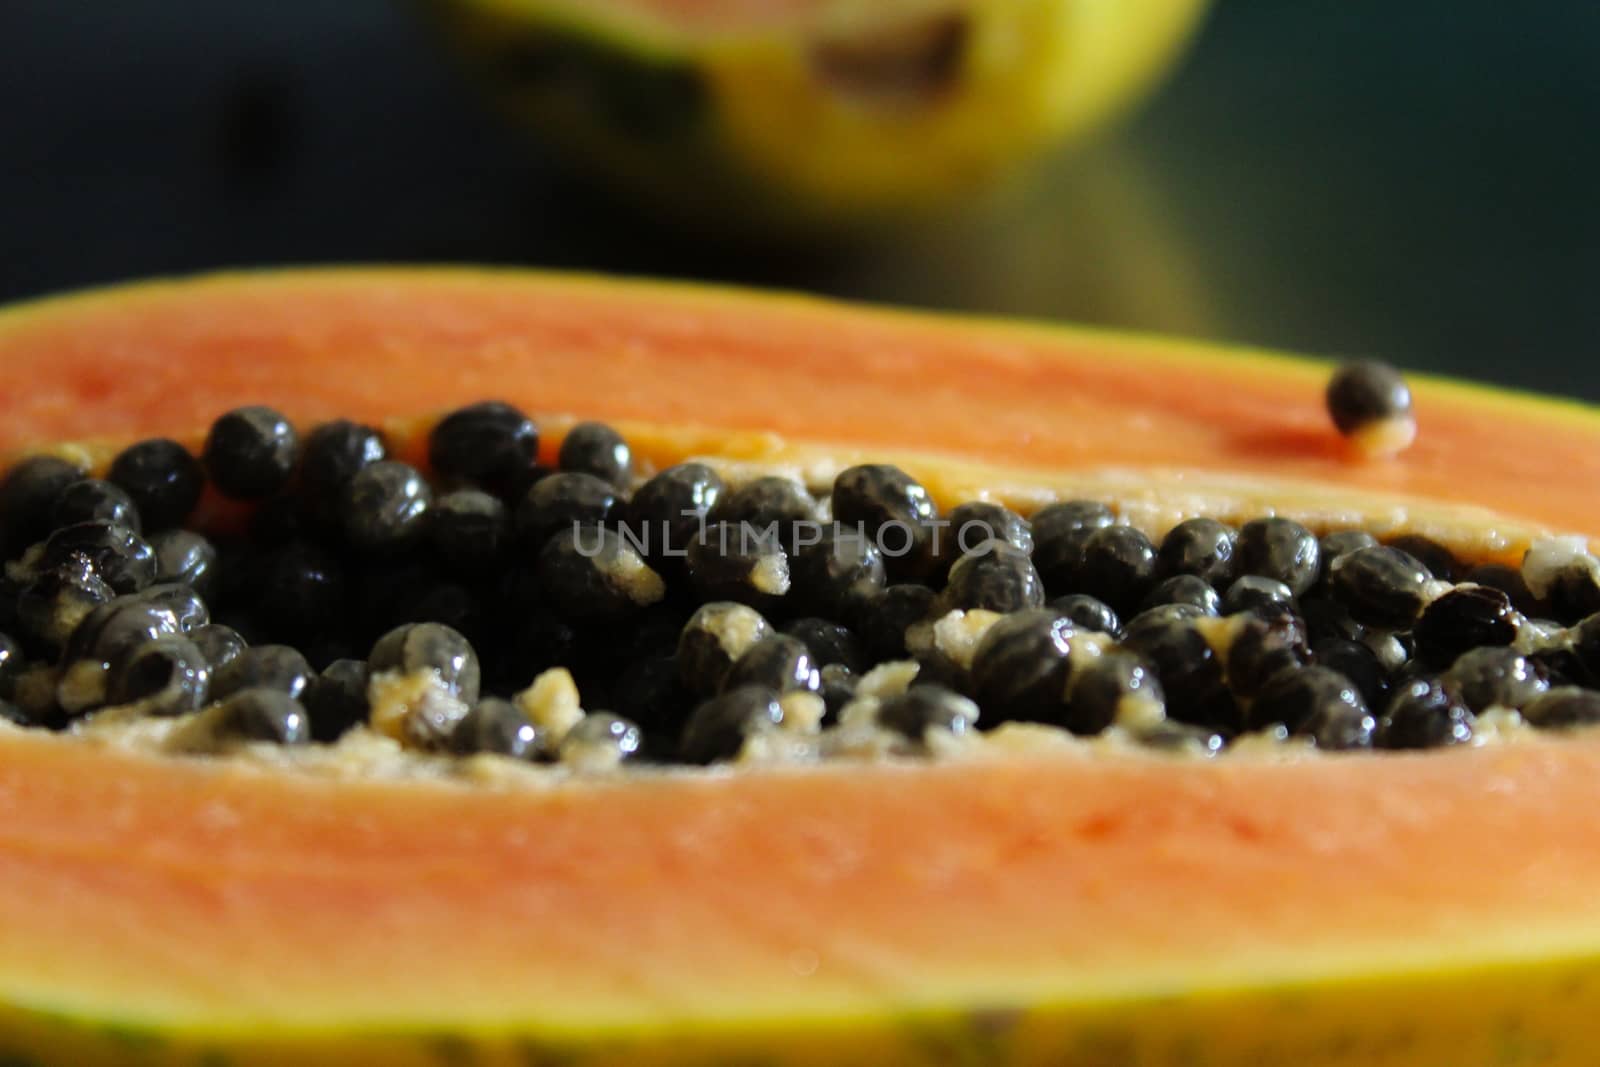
4, 2, 1599, 397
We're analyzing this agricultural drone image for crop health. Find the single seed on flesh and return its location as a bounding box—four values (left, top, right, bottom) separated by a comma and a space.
0, 455, 87, 555
830, 464, 939, 581
1441, 646, 1549, 712
1319, 530, 1378, 566
297, 420, 387, 524
1065, 650, 1165, 736
557, 422, 632, 487
1412, 585, 1518, 669
209, 688, 311, 745
560, 712, 643, 767
40, 521, 157, 594
780, 618, 866, 673
624, 462, 723, 568
1249, 666, 1374, 748
1233, 518, 1320, 597
1326, 545, 1433, 629
52, 479, 141, 534
107, 438, 204, 531
108, 636, 210, 716
943, 540, 1045, 614
876, 684, 978, 744
541, 525, 667, 622
1521, 686, 1600, 730
1140, 574, 1221, 617
851, 583, 939, 661
1325, 358, 1415, 458
428, 401, 539, 495
369, 622, 481, 705
968, 608, 1075, 727
149, 529, 219, 598
1386, 535, 1458, 583
679, 685, 785, 764
1375, 677, 1474, 749
428, 489, 510, 576
677, 602, 772, 697
1047, 594, 1121, 638
451, 697, 546, 759
1156, 518, 1236, 586
304, 657, 370, 742
213, 644, 315, 703
724, 635, 822, 695
786, 529, 885, 618
517, 472, 619, 549
1221, 575, 1296, 619
1312, 637, 1390, 710
202, 405, 299, 500
342, 461, 432, 553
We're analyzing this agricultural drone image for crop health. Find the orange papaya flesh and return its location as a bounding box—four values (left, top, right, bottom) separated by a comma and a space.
2, 268, 1597, 558
2, 269, 1600, 1064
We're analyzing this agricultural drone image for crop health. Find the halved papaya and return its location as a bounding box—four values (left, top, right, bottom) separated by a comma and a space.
420, 0, 1212, 228
2, 269, 1600, 1066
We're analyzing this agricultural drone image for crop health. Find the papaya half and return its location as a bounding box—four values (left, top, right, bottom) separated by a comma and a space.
419, 0, 1212, 229
2, 268, 1600, 1066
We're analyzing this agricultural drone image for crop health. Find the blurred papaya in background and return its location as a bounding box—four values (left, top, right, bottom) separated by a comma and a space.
421, 0, 1211, 234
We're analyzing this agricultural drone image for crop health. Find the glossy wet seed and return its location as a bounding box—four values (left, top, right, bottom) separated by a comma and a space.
1234, 518, 1320, 597
1412, 585, 1518, 668
1249, 666, 1373, 748
149, 529, 219, 597
1522, 686, 1600, 730
1031, 500, 1115, 594
1120, 608, 1237, 732
877, 684, 978, 743
213, 644, 315, 703
369, 622, 481, 705
1065, 650, 1164, 736
786, 529, 885, 618
1385, 535, 1458, 583
107, 438, 204, 531
677, 602, 772, 697
724, 635, 822, 695
203, 406, 298, 500
53, 479, 140, 533
190, 623, 245, 674
1140, 574, 1220, 617
1221, 575, 1296, 619
1319, 530, 1378, 566
1312, 638, 1390, 710
108, 636, 210, 716
710, 476, 817, 532
941, 502, 1032, 567
1326, 545, 1432, 629
428, 489, 509, 576
560, 712, 643, 765
40, 521, 157, 594
297, 420, 387, 522
517, 472, 619, 549
830, 464, 938, 581
1048, 594, 1121, 638
1156, 518, 1235, 586
451, 697, 545, 759
428, 402, 539, 494
679, 685, 784, 764
1226, 613, 1311, 703
210, 688, 311, 745
342, 461, 432, 553
625, 462, 723, 565
16, 558, 115, 651
780, 618, 865, 673
684, 521, 788, 610
557, 422, 631, 487
0, 454, 86, 554
1442, 646, 1549, 712
1375, 677, 1474, 749
968, 608, 1075, 726
943, 541, 1044, 613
